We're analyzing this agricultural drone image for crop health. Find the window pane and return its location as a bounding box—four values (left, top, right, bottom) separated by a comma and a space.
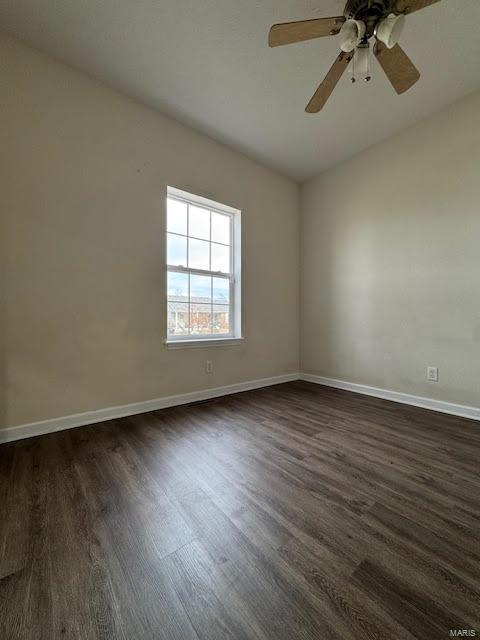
189, 238, 210, 270
211, 243, 230, 273
212, 277, 229, 305
212, 212, 230, 245
167, 271, 188, 301
167, 198, 187, 235
168, 301, 189, 336
190, 303, 212, 335
189, 205, 210, 240
213, 305, 230, 335
167, 233, 187, 267
190, 274, 211, 303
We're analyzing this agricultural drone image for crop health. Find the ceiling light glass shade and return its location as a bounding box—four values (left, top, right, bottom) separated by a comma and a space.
375, 14, 405, 49
350, 44, 372, 82
339, 19, 366, 52
354, 45, 371, 76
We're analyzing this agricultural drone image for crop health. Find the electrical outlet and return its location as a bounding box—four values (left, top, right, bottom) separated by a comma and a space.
427, 366, 439, 382
205, 360, 213, 374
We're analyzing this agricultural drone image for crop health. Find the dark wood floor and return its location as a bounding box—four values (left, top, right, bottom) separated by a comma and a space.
1, 381, 479, 639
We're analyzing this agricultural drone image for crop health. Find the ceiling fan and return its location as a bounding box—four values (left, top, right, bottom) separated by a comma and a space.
268, 0, 441, 112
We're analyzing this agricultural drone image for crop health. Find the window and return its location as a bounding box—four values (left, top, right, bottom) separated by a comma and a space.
166, 186, 242, 345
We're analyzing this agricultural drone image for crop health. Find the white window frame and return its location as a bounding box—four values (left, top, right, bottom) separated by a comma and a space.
165, 186, 242, 348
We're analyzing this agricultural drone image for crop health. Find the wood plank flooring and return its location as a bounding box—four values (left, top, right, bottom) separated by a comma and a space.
1, 381, 479, 639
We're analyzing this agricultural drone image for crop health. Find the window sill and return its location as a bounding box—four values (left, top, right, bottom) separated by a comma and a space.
165, 337, 245, 350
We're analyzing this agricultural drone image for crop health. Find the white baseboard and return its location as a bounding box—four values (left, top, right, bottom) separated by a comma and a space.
2, 371, 478, 444
300, 373, 480, 422
0, 373, 300, 444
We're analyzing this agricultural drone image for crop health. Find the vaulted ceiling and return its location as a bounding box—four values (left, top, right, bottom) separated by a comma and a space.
1, 0, 479, 180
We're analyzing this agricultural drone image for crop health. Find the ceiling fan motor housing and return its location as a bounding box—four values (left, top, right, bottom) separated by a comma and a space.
344, 0, 396, 19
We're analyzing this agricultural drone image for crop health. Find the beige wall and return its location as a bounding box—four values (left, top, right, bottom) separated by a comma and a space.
1, 34, 300, 429
301, 90, 480, 407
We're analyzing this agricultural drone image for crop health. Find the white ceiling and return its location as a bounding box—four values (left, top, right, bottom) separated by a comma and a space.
1, 1, 479, 181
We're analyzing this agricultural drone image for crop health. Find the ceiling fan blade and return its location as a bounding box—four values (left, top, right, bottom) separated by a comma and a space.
374, 43, 420, 94
269, 16, 345, 47
305, 51, 352, 113
395, 0, 441, 14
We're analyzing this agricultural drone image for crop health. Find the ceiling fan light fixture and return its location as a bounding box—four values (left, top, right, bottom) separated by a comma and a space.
375, 14, 406, 49
339, 19, 366, 52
